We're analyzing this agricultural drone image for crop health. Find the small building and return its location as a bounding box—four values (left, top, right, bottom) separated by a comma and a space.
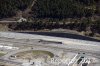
17, 17, 27, 22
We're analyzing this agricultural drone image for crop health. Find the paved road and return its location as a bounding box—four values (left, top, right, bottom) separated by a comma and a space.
0, 21, 17, 23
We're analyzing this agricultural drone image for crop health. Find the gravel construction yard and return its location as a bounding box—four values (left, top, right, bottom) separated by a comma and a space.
0, 62, 17, 66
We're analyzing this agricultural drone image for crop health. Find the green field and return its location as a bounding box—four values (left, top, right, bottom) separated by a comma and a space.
0, 51, 6, 57
32, 50, 54, 58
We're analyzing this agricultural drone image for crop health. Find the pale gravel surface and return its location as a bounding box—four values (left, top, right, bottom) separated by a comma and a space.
0, 32, 99, 66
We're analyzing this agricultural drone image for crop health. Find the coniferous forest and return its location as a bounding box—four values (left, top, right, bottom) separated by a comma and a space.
0, 0, 99, 19
0, 0, 33, 18
32, 0, 100, 18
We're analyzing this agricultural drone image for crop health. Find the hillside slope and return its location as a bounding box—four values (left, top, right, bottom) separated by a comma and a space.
0, 0, 100, 19
31, 0, 100, 18
0, 0, 33, 19
0, 0, 100, 38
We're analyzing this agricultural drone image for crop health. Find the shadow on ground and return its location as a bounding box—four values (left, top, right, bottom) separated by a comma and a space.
20, 32, 100, 42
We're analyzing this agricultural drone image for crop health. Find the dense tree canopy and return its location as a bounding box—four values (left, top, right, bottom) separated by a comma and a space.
0, 0, 99, 19
0, 0, 33, 18
32, 0, 99, 18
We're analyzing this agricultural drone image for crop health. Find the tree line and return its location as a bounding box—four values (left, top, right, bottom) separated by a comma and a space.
8, 18, 100, 36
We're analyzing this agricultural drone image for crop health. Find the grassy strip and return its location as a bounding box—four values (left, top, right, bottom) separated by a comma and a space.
32, 50, 54, 58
